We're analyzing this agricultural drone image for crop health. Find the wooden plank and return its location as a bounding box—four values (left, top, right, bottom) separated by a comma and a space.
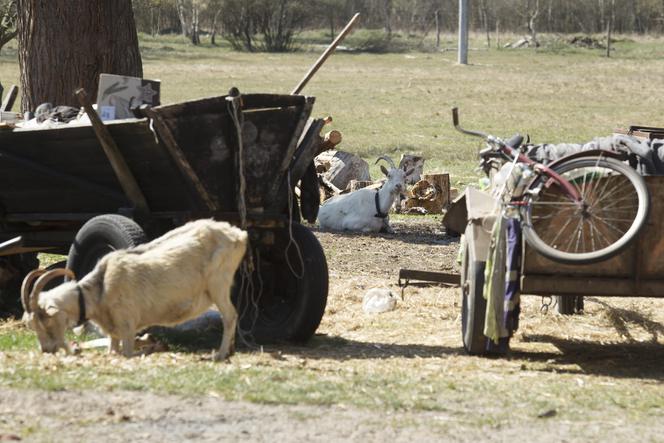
265, 97, 315, 204
267, 118, 326, 213
154, 94, 307, 117
398, 269, 461, 286
0, 148, 126, 202
0, 85, 18, 112
141, 106, 219, 212
521, 275, 664, 298
75, 89, 150, 216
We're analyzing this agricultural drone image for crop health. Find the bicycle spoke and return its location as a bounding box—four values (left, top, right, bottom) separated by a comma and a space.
592, 213, 628, 238
544, 216, 575, 249
588, 219, 612, 249
572, 217, 585, 253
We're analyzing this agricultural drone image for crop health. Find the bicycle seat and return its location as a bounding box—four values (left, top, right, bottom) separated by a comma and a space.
505, 134, 524, 148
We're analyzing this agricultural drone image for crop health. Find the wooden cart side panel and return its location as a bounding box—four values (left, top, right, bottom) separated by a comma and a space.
0, 121, 193, 215
522, 176, 664, 296
156, 96, 308, 214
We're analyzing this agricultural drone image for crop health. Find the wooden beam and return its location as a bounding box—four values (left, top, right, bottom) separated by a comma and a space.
398, 269, 461, 286
140, 106, 219, 212
75, 89, 150, 217
291, 13, 360, 95
0, 85, 18, 112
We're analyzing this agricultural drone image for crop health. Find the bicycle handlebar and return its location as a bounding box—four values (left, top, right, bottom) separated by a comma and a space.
451, 107, 489, 139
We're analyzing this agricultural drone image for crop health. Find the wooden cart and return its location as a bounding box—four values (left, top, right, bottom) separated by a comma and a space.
0, 91, 334, 343
446, 125, 664, 354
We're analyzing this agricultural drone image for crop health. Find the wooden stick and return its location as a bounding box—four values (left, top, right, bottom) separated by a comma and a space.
291, 13, 360, 95
75, 88, 150, 216
1, 85, 18, 112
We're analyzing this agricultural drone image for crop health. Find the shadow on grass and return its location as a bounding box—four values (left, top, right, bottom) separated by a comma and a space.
151, 326, 461, 360
308, 224, 459, 247
514, 334, 664, 381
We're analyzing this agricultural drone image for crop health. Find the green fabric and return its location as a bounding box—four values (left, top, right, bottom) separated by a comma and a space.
483, 215, 508, 344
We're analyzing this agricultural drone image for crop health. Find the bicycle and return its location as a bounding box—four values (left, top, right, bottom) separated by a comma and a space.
452, 107, 650, 265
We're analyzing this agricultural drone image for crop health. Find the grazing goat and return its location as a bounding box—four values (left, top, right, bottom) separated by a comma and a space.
21, 219, 248, 361
318, 156, 414, 233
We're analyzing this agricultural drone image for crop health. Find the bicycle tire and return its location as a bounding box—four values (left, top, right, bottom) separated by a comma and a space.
522, 156, 649, 265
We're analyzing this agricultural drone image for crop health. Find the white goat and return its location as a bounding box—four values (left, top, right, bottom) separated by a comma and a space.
318, 156, 413, 233
21, 219, 248, 361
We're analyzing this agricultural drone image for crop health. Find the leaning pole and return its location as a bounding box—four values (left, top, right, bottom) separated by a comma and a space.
458, 0, 469, 65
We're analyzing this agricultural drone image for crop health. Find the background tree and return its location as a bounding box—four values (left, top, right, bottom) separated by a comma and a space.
17, 0, 143, 112
0, 0, 16, 53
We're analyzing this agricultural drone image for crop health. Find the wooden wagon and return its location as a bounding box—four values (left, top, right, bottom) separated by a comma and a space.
0, 90, 334, 343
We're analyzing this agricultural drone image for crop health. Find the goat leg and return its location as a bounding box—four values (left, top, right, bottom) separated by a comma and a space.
109, 337, 120, 354
213, 291, 238, 361
121, 335, 135, 358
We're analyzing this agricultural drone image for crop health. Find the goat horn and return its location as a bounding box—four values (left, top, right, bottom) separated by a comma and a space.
30, 268, 76, 311
374, 155, 396, 169
21, 269, 46, 313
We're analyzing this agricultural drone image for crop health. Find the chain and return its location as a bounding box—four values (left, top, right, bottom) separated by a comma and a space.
540, 295, 554, 314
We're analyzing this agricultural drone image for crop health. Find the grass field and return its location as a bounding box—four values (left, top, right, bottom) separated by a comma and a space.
2, 32, 664, 186
1, 33, 663, 441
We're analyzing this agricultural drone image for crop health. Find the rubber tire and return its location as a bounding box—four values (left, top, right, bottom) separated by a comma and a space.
460, 224, 488, 355
236, 223, 328, 343
523, 157, 649, 265
66, 214, 147, 279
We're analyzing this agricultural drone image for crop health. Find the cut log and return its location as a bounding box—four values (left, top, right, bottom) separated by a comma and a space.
315, 150, 371, 191
349, 180, 373, 192
403, 173, 450, 214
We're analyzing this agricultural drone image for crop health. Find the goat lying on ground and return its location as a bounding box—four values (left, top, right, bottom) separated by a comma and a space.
21, 219, 248, 360
318, 156, 413, 233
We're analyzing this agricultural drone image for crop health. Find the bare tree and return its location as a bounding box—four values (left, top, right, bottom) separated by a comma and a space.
525, 0, 540, 47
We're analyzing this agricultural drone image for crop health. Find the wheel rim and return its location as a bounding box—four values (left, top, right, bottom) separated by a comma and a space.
525, 157, 647, 261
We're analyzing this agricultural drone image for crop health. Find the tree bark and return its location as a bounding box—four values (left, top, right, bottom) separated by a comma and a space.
17, 0, 142, 112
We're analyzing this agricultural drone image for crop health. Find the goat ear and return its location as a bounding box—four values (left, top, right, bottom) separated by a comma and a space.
380, 165, 389, 176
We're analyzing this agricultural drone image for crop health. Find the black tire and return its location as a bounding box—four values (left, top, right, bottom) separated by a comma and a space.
460, 225, 488, 355
66, 214, 147, 279
523, 157, 649, 265
235, 223, 328, 343
555, 295, 584, 315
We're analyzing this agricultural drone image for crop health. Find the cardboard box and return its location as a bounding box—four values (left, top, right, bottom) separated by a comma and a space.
96, 73, 160, 120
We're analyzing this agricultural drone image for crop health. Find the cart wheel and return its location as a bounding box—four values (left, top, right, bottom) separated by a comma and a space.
460, 224, 488, 355
555, 295, 584, 315
66, 214, 147, 279
236, 222, 328, 343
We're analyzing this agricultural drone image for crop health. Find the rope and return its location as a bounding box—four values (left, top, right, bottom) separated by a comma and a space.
285, 171, 305, 279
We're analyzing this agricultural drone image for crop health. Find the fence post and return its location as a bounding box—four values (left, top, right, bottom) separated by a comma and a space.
458, 0, 469, 65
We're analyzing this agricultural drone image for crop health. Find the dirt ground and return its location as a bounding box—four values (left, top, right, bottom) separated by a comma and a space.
1, 217, 663, 442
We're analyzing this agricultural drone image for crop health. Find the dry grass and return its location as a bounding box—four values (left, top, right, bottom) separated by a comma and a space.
1, 34, 663, 440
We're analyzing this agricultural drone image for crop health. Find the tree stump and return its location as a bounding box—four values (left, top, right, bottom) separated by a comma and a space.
403, 173, 450, 214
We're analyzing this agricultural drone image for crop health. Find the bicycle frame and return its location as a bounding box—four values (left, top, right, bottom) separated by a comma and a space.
452, 107, 582, 203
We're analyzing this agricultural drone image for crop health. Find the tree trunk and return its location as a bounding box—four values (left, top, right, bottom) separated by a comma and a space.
16, 0, 142, 113
191, 5, 200, 45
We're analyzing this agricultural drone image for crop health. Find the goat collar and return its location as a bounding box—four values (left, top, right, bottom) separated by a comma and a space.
374, 189, 388, 219
76, 286, 87, 326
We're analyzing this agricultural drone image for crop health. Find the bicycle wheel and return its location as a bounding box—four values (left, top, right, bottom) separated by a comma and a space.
522, 156, 649, 264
